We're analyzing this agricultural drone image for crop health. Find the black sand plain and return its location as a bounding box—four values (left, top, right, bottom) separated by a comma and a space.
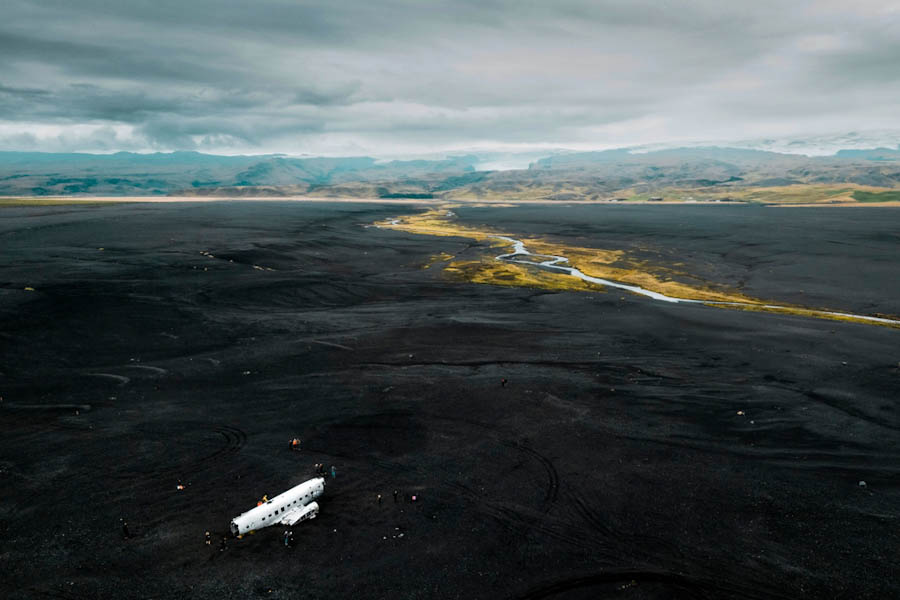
1, 201, 898, 599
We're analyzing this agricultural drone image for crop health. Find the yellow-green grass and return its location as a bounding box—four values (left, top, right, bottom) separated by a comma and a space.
422, 252, 455, 269
851, 190, 900, 203
444, 258, 607, 293
715, 184, 897, 205
722, 303, 900, 329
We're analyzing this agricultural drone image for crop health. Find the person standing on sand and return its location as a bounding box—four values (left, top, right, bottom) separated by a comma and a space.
121, 520, 130, 540
377, 494, 382, 505
393, 490, 399, 503
330, 465, 336, 479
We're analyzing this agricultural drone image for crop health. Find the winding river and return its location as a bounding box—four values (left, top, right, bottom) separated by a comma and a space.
379, 213, 899, 327
492, 235, 900, 327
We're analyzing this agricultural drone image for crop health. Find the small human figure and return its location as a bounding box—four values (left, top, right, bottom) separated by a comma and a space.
501, 378, 508, 387
377, 494, 382, 505
205, 531, 211, 545
283, 529, 291, 547
412, 494, 417, 502
219, 536, 227, 552
121, 520, 130, 540
330, 465, 336, 479
393, 490, 399, 503
289, 438, 300, 451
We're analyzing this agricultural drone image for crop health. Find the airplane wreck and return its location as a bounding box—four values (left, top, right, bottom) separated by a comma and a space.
230, 477, 324, 537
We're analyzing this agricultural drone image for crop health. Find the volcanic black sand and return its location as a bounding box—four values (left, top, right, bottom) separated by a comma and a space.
1, 201, 898, 599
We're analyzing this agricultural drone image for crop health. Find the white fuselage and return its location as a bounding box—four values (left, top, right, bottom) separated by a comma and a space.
230, 477, 325, 536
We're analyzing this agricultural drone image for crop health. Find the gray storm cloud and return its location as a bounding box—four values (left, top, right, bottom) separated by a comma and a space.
1, 0, 898, 155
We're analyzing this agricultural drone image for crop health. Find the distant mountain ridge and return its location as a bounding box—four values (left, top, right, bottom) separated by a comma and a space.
0, 151, 479, 196
1, 145, 899, 197
834, 147, 900, 161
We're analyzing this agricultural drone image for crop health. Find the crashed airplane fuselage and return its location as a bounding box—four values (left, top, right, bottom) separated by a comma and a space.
230, 477, 324, 536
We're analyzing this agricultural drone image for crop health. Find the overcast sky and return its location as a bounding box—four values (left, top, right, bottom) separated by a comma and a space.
1, 0, 899, 156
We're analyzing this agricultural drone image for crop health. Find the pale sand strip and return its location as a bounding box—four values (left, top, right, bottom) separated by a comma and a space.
773, 201, 900, 208
1, 195, 749, 205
